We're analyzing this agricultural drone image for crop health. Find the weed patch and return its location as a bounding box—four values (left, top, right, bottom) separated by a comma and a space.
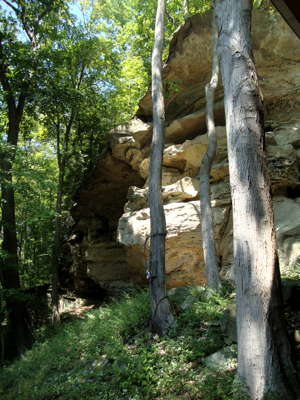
0, 288, 249, 400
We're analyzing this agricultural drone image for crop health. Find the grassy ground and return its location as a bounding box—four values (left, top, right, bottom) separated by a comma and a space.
0, 287, 250, 400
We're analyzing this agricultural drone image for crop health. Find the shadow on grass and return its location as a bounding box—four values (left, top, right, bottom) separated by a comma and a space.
0, 288, 248, 400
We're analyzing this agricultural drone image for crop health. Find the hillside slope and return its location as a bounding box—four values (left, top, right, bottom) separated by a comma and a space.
0, 288, 251, 400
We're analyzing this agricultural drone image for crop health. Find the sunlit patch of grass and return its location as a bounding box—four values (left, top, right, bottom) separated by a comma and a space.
0, 288, 248, 400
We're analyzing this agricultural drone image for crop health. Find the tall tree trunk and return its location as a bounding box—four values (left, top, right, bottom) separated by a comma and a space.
148, 0, 174, 336
199, 11, 221, 291
51, 113, 73, 323
51, 124, 63, 324
51, 122, 62, 323
0, 102, 32, 359
214, 1, 300, 398
51, 172, 63, 324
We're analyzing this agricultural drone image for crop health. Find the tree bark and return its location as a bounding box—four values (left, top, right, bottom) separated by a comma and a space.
0, 101, 32, 359
51, 173, 62, 324
51, 127, 63, 324
148, 0, 174, 336
214, 1, 300, 398
199, 11, 221, 291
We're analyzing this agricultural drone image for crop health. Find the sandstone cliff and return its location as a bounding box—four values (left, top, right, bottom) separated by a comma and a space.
64, 10, 300, 295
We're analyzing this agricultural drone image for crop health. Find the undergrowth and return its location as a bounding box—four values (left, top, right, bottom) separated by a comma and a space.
0, 288, 249, 400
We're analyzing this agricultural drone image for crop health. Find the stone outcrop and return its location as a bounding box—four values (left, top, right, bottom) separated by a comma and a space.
137, 10, 300, 126
65, 9, 300, 293
118, 201, 230, 287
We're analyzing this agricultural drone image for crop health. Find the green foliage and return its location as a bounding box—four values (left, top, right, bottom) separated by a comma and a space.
0, 124, 57, 287
0, 288, 250, 400
86, 0, 213, 120
0, 0, 124, 291
281, 261, 300, 280
13, 138, 58, 287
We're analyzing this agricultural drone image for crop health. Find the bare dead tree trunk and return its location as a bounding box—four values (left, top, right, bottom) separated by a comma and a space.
199, 11, 221, 291
148, 0, 174, 336
214, 0, 300, 398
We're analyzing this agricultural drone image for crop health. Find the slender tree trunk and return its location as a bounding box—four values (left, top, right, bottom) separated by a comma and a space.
88, 131, 95, 170
51, 69, 81, 322
214, 1, 300, 398
51, 113, 74, 323
183, 0, 189, 19
148, 0, 174, 336
51, 122, 62, 324
51, 177, 62, 324
199, 11, 221, 291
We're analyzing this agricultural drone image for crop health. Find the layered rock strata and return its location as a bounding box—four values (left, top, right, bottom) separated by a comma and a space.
67, 9, 300, 291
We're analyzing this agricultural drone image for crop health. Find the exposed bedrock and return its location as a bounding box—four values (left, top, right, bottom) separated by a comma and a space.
65, 9, 300, 292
